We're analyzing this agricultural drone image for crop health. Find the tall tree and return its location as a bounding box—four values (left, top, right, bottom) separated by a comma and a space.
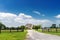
0, 22, 6, 33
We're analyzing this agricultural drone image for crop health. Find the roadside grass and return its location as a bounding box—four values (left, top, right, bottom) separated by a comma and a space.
37, 29, 60, 36
0, 30, 27, 40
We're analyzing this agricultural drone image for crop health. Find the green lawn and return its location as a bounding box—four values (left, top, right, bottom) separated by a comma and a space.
0, 30, 27, 40
37, 29, 60, 36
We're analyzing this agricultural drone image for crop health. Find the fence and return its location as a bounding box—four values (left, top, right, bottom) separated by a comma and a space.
42, 28, 60, 32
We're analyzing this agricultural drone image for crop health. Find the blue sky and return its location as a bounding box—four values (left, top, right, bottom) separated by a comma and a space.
0, 0, 60, 19
0, 0, 60, 27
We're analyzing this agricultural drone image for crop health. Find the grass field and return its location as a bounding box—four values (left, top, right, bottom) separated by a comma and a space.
37, 29, 60, 36
0, 30, 27, 40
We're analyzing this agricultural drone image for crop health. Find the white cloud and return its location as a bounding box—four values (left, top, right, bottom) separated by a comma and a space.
55, 14, 60, 18
33, 11, 40, 15
0, 12, 53, 27
18, 13, 32, 19
33, 11, 45, 16
0, 12, 17, 17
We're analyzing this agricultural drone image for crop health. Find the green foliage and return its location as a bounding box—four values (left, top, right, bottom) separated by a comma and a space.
0, 22, 6, 33
20, 25, 25, 29
0, 22, 6, 29
10, 27, 15, 30
50, 24, 56, 28
32, 25, 41, 30
18, 25, 25, 32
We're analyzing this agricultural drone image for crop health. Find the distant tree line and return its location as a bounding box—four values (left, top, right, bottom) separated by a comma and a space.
42, 24, 60, 32
0, 22, 26, 33
1, 21, 60, 33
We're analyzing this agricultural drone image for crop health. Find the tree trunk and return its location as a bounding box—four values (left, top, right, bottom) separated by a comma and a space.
0, 27, 1, 33
48, 29, 50, 32
10, 28, 11, 32
56, 28, 58, 32
17, 28, 19, 32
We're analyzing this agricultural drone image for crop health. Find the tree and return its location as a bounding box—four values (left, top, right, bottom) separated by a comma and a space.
20, 25, 25, 32
6, 27, 10, 30
0, 22, 6, 33
10, 28, 11, 32
16, 27, 19, 32
11, 27, 15, 30
50, 24, 56, 28
32, 25, 41, 30
50, 24, 59, 32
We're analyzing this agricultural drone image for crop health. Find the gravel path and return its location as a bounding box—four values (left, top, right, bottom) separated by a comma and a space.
26, 30, 60, 40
